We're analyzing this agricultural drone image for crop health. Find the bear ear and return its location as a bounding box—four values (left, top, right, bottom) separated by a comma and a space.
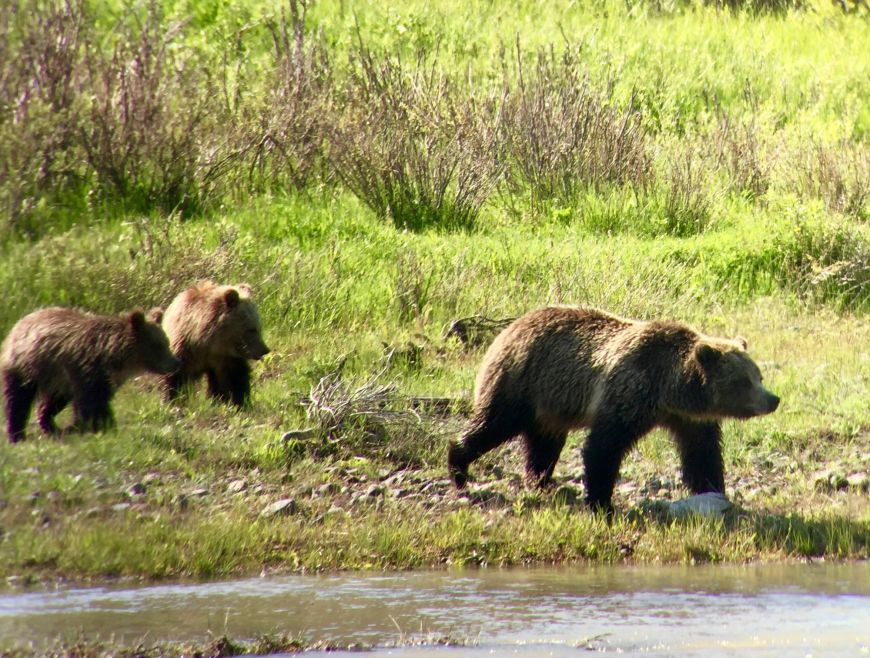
236, 283, 253, 298
224, 288, 241, 309
735, 335, 748, 350
147, 306, 164, 324
695, 342, 722, 369
129, 309, 146, 331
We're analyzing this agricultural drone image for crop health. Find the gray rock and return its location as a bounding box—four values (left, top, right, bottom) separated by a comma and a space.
363, 484, 385, 498
227, 479, 248, 494
190, 487, 209, 498
261, 498, 298, 518
111, 503, 132, 512
316, 482, 341, 497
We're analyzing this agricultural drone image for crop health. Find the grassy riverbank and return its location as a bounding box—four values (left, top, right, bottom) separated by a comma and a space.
0, 195, 867, 583
0, 0, 868, 585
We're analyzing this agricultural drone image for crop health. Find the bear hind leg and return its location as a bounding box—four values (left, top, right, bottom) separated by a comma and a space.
37, 393, 70, 435
522, 425, 567, 489
3, 370, 37, 443
448, 409, 523, 489
665, 416, 725, 494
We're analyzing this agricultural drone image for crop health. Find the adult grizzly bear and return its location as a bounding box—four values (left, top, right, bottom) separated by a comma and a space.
447, 306, 780, 513
1, 307, 180, 442
161, 281, 270, 408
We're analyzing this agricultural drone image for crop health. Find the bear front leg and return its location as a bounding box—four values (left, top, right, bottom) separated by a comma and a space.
3, 371, 37, 443
582, 418, 650, 515
448, 408, 522, 489
37, 394, 70, 435
522, 426, 567, 489
163, 370, 192, 402
225, 357, 252, 408
72, 376, 115, 433
206, 357, 251, 408
665, 416, 725, 494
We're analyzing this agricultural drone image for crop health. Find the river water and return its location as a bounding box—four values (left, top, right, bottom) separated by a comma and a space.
1, 563, 868, 657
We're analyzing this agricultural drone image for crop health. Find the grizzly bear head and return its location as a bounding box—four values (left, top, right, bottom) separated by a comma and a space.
694, 339, 780, 419
215, 285, 271, 361
128, 310, 181, 374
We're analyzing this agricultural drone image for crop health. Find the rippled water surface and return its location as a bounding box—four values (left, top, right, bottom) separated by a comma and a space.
1, 563, 868, 657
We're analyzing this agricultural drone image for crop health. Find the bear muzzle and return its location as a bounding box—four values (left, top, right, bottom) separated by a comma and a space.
156, 355, 183, 374
764, 392, 780, 413
250, 342, 271, 360
749, 390, 780, 417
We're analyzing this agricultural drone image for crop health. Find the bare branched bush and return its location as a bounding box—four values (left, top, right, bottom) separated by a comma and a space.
0, 0, 87, 235
712, 112, 772, 201
226, 0, 333, 194
779, 218, 869, 310
329, 42, 503, 231
303, 359, 439, 464
499, 43, 651, 212
657, 146, 713, 236
787, 141, 869, 222
79, 1, 222, 215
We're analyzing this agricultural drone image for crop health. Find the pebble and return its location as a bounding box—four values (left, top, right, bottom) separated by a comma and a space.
142, 472, 162, 485
363, 484, 385, 498
316, 482, 341, 497
227, 479, 248, 494
260, 498, 298, 518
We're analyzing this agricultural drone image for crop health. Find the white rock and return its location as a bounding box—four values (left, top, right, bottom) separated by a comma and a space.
669, 492, 732, 518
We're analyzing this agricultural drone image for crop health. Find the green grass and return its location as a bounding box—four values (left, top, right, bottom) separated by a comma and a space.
0, 0, 868, 584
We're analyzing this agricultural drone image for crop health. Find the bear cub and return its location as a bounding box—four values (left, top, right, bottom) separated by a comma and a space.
1, 307, 180, 442
447, 306, 780, 513
161, 281, 270, 408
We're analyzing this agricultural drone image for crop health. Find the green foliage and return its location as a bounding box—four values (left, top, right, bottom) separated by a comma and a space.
0, 0, 867, 585
2, 0, 868, 234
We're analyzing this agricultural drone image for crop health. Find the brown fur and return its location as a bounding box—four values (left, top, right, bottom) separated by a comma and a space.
1, 307, 180, 442
448, 306, 780, 513
161, 281, 270, 407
